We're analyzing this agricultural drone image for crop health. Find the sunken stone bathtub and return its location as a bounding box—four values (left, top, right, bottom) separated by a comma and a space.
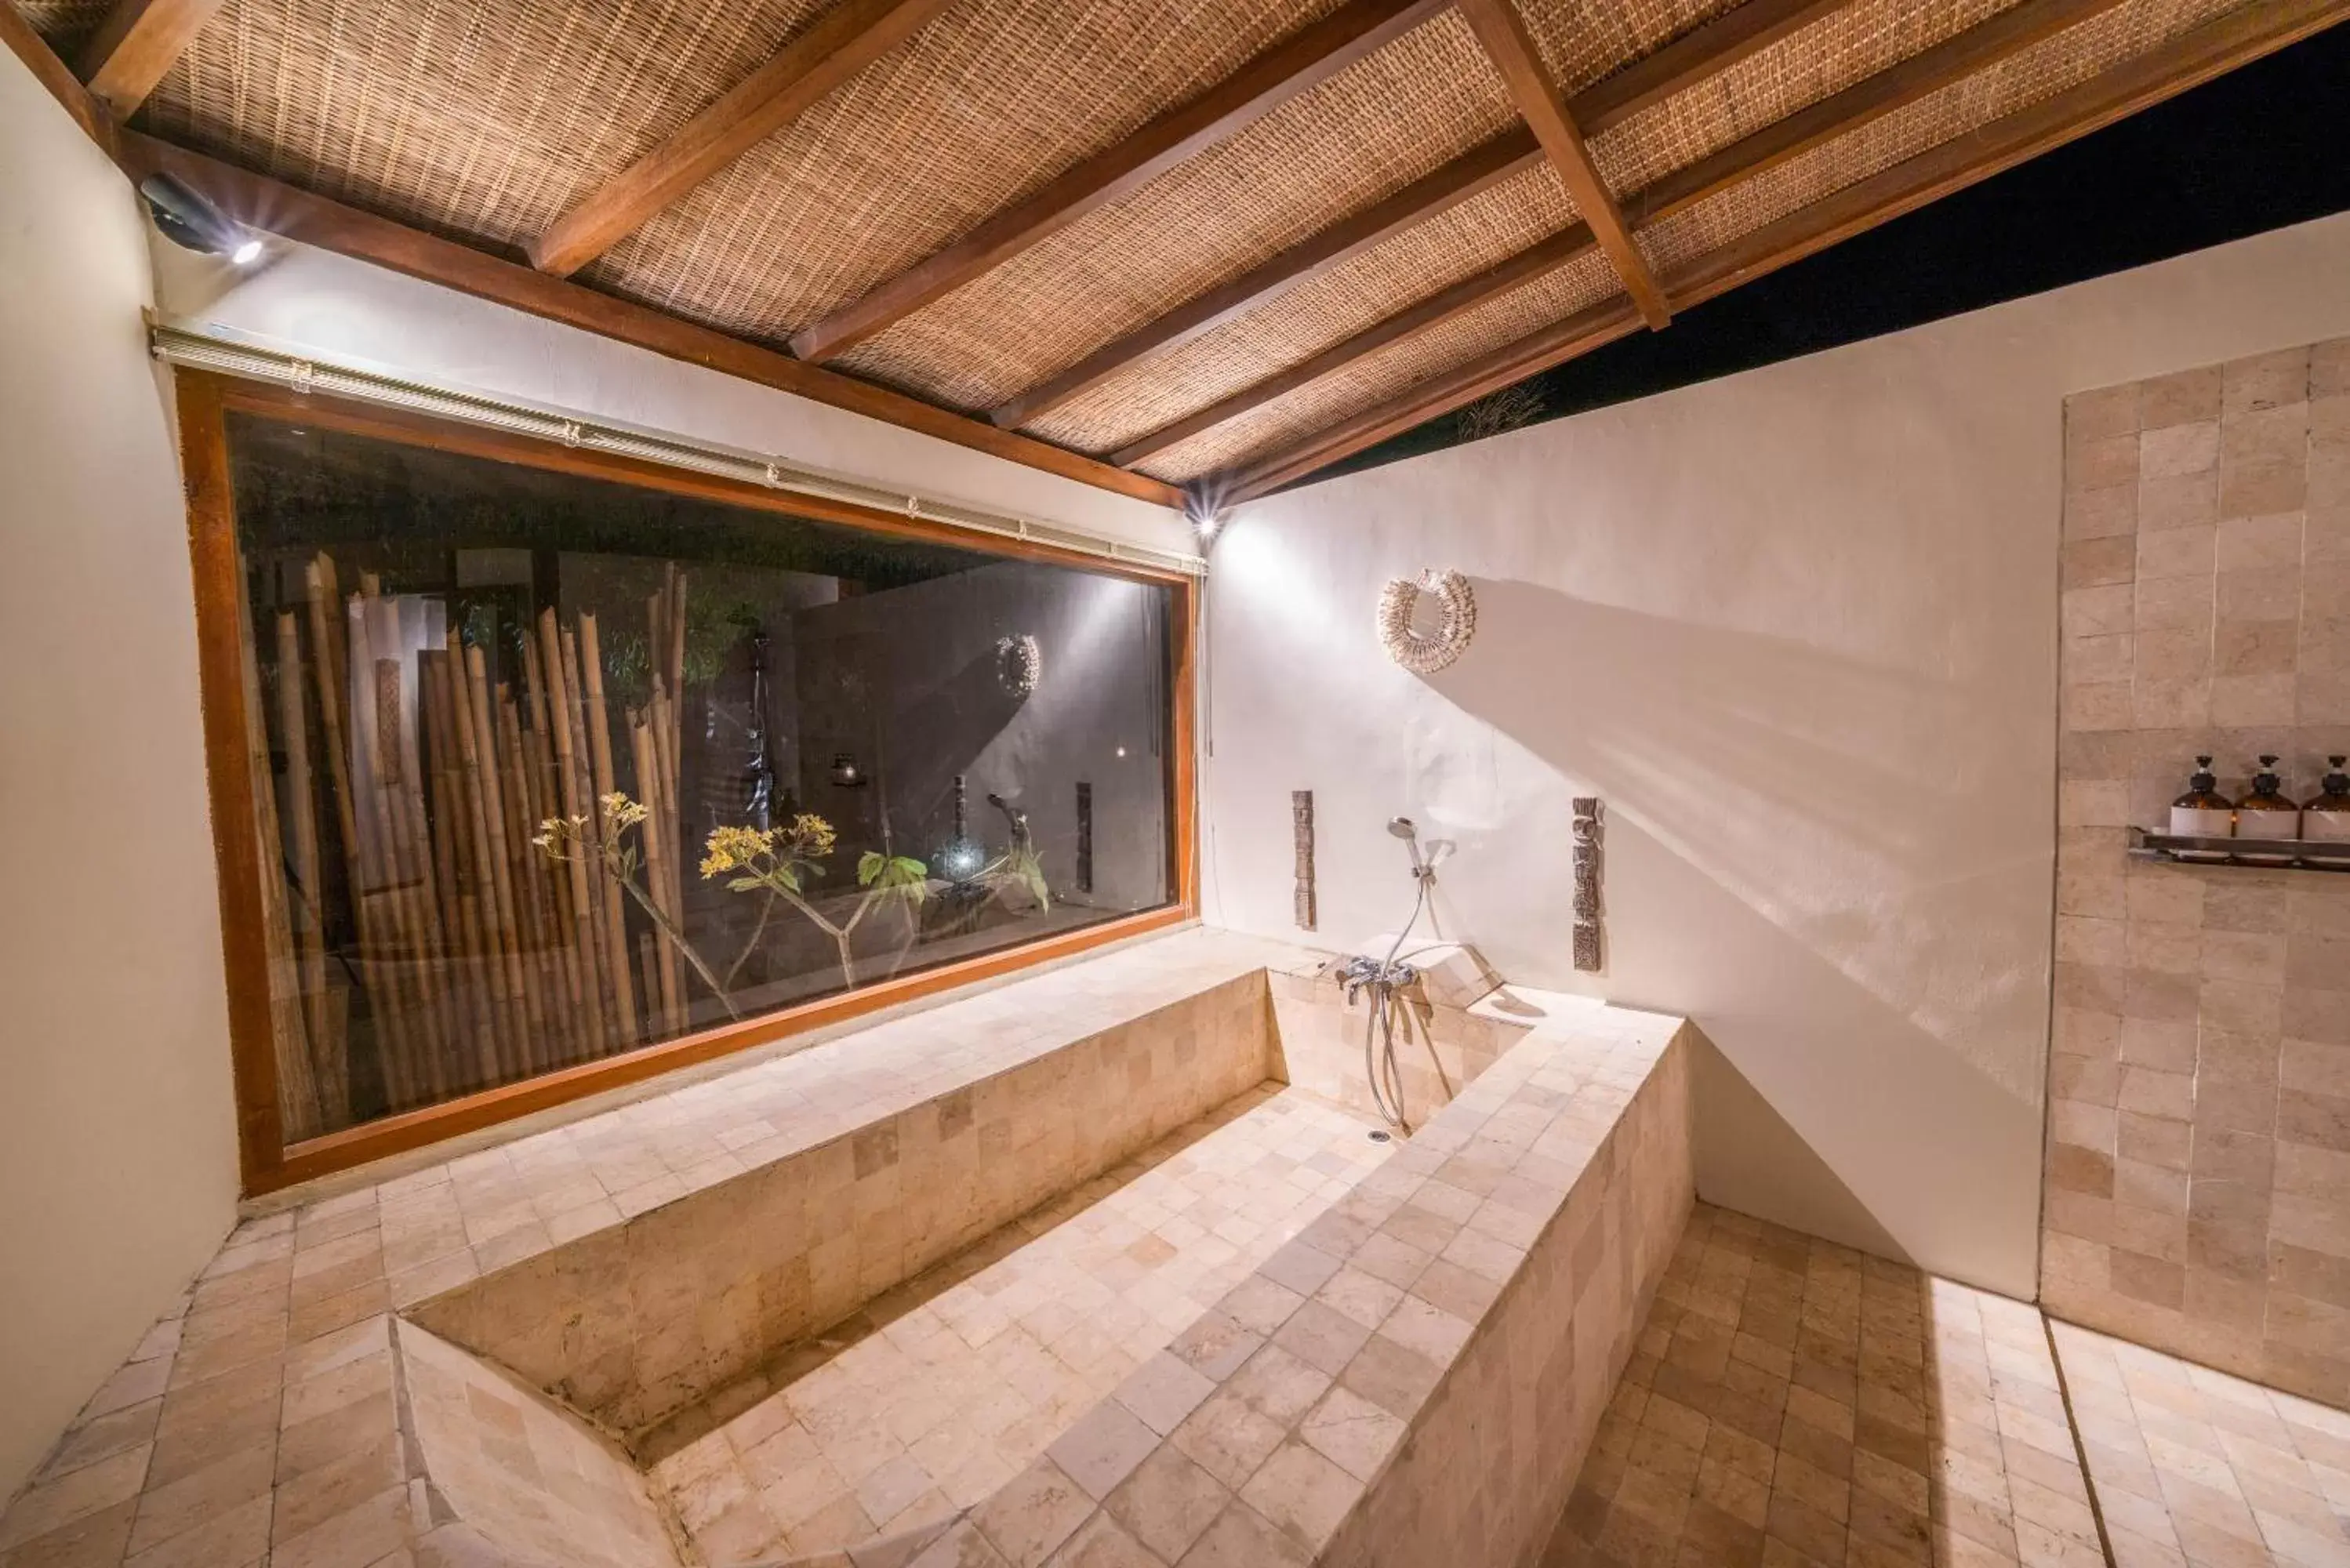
382, 930, 1694, 1567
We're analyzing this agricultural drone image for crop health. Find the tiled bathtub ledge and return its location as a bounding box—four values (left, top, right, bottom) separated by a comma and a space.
750, 1005, 1698, 1568
0, 929, 1685, 1568
405, 958, 1288, 1443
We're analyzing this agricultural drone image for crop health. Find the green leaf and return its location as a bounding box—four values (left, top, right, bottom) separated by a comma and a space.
857, 851, 884, 887
727, 877, 765, 893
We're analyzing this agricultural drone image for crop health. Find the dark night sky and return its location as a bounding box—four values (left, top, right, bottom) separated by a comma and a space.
1302, 22, 2350, 488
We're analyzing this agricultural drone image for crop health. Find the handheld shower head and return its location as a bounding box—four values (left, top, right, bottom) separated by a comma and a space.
1388, 816, 1429, 876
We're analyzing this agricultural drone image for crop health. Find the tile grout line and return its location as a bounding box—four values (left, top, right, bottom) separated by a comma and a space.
2038, 1308, 2118, 1568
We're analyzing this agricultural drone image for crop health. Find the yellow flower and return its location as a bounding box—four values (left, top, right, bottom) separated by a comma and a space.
783, 813, 837, 859
699, 824, 775, 879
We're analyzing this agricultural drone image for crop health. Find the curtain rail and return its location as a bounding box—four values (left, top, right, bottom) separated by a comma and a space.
148, 320, 1208, 578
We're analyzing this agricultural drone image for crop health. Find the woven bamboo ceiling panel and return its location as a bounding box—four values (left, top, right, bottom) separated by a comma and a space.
1642, 0, 2242, 267
589, 0, 1346, 335
26, 0, 2326, 498
1587, 0, 2012, 194
834, 9, 1520, 409
147, 0, 832, 249
1146, 245, 1627, 478
1033, 158, 1578, 450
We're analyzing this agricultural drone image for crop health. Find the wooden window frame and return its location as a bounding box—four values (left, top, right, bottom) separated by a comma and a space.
175, 368, 1200, 1196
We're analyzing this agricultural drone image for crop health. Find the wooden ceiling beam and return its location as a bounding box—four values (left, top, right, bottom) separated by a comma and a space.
1225, 0, 2350, 503
78, 0, 224, 117
1110, 221, 1596, 466
788, 0, 1451, 365
1625, 0, 2137, 229
1224, 297, 1643, 499
1106, 0, 2150, 472
989, 129, 1545, 432
2, 2, 112, 146
111, 133, 1186, 509
988, 0, 1868, 433
1458, 0, 1670, 328
528, 0, 956, 278
1575, 0, 1861, 136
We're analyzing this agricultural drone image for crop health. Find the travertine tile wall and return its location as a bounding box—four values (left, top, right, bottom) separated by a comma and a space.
411, 972, 1278, 1437
2045, 335, 2350, 1408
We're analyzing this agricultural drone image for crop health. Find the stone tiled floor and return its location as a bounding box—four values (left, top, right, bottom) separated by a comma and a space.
1543, 1203, 2106, 1568
0, 927, 1317, 1568
2053, 1320, 2350, 1567
648, 1083, 1397, 1562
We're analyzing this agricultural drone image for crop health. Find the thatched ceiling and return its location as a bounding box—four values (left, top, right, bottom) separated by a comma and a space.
16, 0, 2342, 503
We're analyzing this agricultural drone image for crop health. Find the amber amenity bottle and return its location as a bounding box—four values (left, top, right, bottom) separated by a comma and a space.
2236, 755, 2299, 863
2306, 756, 2350, 845
2169, 756, 2234, 862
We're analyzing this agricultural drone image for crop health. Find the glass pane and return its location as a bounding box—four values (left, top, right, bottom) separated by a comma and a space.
227, 412, 1175, 1140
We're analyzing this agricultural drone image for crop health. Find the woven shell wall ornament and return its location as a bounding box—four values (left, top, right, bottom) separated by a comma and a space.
995, 634, 1041, 697
1376, 569, 1476, 674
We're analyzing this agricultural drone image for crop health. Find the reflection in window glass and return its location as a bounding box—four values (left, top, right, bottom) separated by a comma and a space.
227, 414, 1175, 1139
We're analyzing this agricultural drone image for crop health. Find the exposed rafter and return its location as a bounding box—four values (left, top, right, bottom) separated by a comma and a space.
788, 0, 1451, 364
2, 0, 111, 145
108, 133, 1187, 509
1571, 0, 1861, 136
78, 0, 224, 117
1226, 0, 2350, 501
989, 0, 1868, 433
1623, 0, 2140, 227
1458, 0, 1671, 327
528, 0, 957, 278
1112, 222, 1597, 466
988, 130, 1545, 431
1224, 298, 1644, 498
1110, 0, 2146, 471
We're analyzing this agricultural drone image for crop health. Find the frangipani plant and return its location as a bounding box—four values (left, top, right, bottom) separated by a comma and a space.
700, 814, 929, 989
534, 793, 740, 1019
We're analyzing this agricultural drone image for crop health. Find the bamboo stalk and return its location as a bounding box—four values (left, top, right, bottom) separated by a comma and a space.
492, 681, 556, 1070
559, 620, 616, 1048
242, 572, 320, 1142
576, 614, 641, 1045
664, 566, 686, 796
307, 558, 409, 1111
272, 611, 342, 1127
347, 597, 422, 1109
537, 609, 612, 1056
367, 590, 459, 1102
630, 710, 686, 1036
383, 655, 451, 1101
519, 636, 588, 1062
637, 932, 661, 1044
517, 639, 587, 1067
447, 631, 525, 1080
645, 673, 685, 1016
387, 609, 459, 1094
420, 652, 500, 1091
467, 645, 544, 1073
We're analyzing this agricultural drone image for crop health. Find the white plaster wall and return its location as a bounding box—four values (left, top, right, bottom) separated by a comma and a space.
0, 56, 241, 1502
147, 240, 1188, 557
1204, 212, 2350, 1298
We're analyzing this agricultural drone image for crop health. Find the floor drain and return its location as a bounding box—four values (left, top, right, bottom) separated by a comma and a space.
1368, 1130, 1393, 1143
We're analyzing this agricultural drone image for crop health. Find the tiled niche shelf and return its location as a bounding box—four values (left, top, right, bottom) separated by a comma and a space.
2126, 826, 2350, 873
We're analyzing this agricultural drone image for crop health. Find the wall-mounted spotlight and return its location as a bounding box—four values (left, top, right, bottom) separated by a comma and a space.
139, 172, 262, 265
1182, 482, 1229, 551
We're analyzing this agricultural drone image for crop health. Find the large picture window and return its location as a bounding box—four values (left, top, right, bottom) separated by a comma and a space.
179, 372, 1193, 1189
